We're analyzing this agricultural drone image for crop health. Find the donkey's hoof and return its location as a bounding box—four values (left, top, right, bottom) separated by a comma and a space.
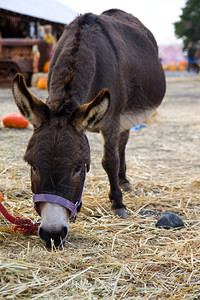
114, 208, 127, 219
119, 179, 132, 192
121, 182, 132, 192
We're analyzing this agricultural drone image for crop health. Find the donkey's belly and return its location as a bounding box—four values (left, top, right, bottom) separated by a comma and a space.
119, 108, 155, 132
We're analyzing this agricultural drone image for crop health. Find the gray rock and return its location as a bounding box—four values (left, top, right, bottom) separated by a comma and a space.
156, 211, 184, 229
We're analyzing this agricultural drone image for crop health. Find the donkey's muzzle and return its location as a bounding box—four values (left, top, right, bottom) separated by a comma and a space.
39, 225, 68, 248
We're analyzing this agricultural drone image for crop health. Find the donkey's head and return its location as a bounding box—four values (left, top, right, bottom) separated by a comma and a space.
12, 73, 110, 248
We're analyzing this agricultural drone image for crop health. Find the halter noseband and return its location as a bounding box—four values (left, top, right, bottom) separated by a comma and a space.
33, 188, 83, 220
32, 134, 89, 221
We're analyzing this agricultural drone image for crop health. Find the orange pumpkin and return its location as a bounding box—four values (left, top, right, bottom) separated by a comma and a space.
37, 77, 47, 89
0, 192, 3, 202
179, 65, 186, 71
3, 112, 29, 128
163, 65, 168, 71
43, 61, 50, 73
180, 60, 187, 66
169, 66, 177, 71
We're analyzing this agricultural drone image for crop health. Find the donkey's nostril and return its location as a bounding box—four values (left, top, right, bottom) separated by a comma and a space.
39, 227, 47, 241
61, 226, 68, 239
39, 226, 68, 248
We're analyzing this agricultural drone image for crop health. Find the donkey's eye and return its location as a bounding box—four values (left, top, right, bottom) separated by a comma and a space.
73, 165, 82, 176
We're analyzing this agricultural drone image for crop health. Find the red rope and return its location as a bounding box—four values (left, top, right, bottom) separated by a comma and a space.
0, 202, 38, 236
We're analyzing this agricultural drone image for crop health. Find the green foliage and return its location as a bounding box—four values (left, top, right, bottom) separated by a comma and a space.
174, 0, 200, 48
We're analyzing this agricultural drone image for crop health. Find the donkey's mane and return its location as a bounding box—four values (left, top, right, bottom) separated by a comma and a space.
48, 13, 98, 113
65, 14, 98, 97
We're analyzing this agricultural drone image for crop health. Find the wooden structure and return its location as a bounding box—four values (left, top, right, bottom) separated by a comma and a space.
0, 38, 51, 87
0, 0, 77, 86
0, 8, 65, 40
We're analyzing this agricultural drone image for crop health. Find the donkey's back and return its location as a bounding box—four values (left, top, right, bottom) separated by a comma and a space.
47, 9, 165, 130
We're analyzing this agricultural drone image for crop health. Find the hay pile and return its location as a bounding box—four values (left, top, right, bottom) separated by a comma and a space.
0, 77, 200, 299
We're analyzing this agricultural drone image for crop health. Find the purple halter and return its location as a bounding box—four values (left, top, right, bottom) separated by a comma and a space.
32, 134, 89, 221
33, 182, 84, 220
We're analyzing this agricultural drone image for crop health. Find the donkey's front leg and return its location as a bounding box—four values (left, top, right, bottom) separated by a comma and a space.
101, 128, 127, 219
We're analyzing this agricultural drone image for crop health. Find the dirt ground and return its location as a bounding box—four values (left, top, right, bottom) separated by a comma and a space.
0, 74, 200, 299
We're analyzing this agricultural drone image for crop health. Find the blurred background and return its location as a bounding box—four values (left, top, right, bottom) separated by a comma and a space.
0, 0, 199, 87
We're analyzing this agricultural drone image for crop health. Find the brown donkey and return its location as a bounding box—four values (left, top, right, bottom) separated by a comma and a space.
12, 9, 166, 247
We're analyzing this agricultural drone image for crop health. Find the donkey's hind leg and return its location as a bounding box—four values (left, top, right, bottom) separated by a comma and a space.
118, 129, 132, 192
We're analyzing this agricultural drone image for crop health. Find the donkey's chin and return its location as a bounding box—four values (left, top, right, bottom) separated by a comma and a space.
39, 227, 69, 248
39, 202, 70, 248
39, 223, 69, 248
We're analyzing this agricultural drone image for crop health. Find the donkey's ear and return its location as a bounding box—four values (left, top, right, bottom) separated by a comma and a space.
12, 73, 49, 128
71, 88, 110, 131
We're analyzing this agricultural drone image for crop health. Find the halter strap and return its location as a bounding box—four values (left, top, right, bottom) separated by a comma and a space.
33, 192, 82, 220
32, 134, 89, 221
